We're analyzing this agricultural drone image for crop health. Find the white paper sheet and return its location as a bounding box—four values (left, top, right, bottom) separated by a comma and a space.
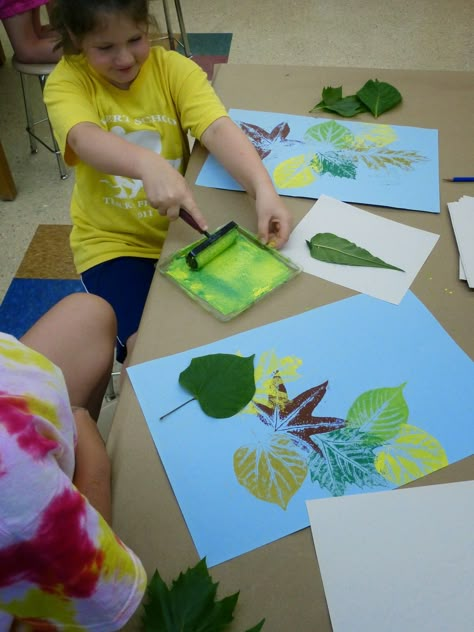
448, 196, 474, 287
281, 195, 439, 304
306, 481, 474, 632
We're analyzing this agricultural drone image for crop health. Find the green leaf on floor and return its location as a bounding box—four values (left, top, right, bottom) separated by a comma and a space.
357, 79, 402, 117
142, 558, 265, 632
306, 233, 404, 272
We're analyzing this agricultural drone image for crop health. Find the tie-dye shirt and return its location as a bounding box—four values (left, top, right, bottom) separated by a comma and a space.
0, 333, 147, 630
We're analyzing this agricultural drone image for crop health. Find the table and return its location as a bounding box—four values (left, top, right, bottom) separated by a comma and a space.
0, 139, 17, 201
107, 64, 474, 631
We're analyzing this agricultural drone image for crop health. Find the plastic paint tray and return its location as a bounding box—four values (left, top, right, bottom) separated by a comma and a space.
159, 224, 301, 321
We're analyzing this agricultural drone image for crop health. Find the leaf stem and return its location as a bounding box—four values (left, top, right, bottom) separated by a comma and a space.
159, 397, 196, 421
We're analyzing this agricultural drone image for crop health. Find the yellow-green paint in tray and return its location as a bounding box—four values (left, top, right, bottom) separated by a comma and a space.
159, 224, 301, 321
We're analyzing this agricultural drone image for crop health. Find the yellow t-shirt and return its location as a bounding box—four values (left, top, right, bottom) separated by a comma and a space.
44, 47, 228, 273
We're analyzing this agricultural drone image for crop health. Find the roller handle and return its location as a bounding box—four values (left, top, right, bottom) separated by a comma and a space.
179, 208, 210, 238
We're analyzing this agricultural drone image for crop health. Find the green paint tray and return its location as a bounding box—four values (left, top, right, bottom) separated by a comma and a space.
159, 224, 301, 321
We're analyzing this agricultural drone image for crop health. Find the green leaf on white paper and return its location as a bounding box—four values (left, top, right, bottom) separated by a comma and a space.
306, 233, 404, 272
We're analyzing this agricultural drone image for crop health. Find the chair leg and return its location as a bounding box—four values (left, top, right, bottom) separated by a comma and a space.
162, 0, 176, 51
174, 0, 191, 57
38, 74, 68, 180
19, 72, 38, 154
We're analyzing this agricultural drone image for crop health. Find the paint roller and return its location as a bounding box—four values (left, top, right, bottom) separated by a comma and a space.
179, 208, 239, 270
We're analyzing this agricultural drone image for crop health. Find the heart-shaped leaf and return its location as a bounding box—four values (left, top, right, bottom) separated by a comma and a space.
234, 434, 308, 509
306, 233, 404, 272
346, 383, 409, 441
179, 353, 256, 418
375, 424, 448, 485
356, 79, 402, 117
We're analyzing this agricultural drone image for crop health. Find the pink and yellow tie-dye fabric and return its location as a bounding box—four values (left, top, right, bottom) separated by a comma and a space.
0, 334, 146, 630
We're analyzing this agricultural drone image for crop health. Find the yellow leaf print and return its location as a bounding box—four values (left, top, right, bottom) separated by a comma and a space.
273, 154, 320, 189
353, 124, 398, 149
234, 434, 307, 510
240, 350, 302, 414
374, 423, 448, 486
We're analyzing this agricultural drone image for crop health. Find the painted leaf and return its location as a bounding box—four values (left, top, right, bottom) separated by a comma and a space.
357, 148, 427, 171
253, 377, 346, 449
304, 120, 354, 149
273, 154, 317, 189
179, 353, 256, 418
316, 152, 357, 179
142, 558, 265, 631
306, 233, 404, 272
347, 383, 408, 441
353, 124, 398, 149
319, 95, 369, 118
234, 434, 308, 509
238, 120, 302, 160
356, 79, 402, 117
375, 423, 448, 485
242, 350, 302, 414
309, 427, 388, 496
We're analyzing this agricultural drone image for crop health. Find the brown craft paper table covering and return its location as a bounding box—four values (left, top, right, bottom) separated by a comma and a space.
107, 64, 474, 631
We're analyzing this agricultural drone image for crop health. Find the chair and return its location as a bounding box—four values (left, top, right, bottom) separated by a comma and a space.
12, 56, 68, 180
157, 0, 192, 57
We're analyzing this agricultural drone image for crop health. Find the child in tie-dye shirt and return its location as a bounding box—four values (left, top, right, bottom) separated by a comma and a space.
0, 294, 146, 630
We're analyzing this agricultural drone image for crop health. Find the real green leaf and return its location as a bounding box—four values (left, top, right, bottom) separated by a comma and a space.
321, 85, 343, 105
306, 233, 404, 272
319, 95, 369, 118
356, 79, 402, 117
142, 558, 265, 632
179, 353, 256, 418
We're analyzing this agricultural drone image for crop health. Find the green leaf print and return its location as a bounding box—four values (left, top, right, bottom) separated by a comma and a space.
315, 152, 357, 179
346, 384, 408, 442
309, 427, 388, 496
304, 120, 354, 149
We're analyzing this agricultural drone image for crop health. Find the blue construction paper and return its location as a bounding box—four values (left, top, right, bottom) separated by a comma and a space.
128, 292, 473, 567
196, 109, 440, 213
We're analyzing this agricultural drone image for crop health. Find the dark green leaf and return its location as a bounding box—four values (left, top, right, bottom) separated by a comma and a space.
321, 85, 343, 105
179, 353, 256, 418
356, 79, 402, 117
321, 95, 369, 118
309, 98, 327, 113
306, 233, 404, 271
142, 559, 265, 632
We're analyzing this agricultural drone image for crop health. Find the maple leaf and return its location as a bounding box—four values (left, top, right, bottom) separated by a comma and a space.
253, 373, 346, 450
142, 558, 265, 631
238, 121, 302, 159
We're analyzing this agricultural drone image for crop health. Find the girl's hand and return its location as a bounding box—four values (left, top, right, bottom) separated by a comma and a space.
255, 188, 293, 249
139, 154, 208, 231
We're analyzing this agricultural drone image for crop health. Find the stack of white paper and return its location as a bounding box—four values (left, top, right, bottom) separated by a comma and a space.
447, 195, 474, 287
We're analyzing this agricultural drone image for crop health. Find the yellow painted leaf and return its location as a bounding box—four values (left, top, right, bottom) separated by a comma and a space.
241, 350, 303, 414
273, 155, 318, 189
233, 434, 307, 509
353, 124, 397, 149
374, 423, 448, 485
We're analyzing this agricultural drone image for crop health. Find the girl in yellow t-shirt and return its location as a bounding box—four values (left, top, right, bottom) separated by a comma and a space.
44, 0, 292, 365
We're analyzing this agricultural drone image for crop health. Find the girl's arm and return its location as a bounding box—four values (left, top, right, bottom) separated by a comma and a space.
200, 116, 292, 248
67, 121, 208, 230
